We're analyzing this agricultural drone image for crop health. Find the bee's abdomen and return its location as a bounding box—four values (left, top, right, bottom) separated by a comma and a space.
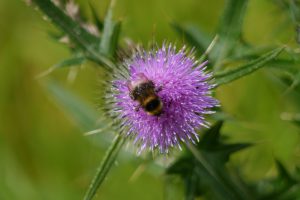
144, 98, 160, 111
143, 97, 163, 116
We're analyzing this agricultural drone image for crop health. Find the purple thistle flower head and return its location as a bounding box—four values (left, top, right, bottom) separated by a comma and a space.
111, 44, 218, 154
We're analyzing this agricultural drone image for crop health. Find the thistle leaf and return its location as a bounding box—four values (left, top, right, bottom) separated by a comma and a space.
256, 160, 299, 199
266, 49, 300, 97
32, 0, 116, 70
212, 0, 249, 69
217, 0, 248, 38
275, 160, 295, 184
214, 47, 285, 87
288, 0, 300, 43
52, 56, 86, 68
99, 0, 121, 58
273, 0, 300, 43
167, 156, 193, 175
166, 121, 254, 200
37, 56, 86, 78
198, 120, 223, 147
89, 3, 104, 31
289, 0, 300, 25
32, 0, 98, 47
171, 23, 211, 54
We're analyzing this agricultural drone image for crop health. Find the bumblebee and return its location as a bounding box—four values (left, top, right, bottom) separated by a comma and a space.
128, 73, 163, 116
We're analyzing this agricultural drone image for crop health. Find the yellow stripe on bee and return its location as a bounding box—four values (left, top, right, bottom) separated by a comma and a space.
144, 96, 163, 116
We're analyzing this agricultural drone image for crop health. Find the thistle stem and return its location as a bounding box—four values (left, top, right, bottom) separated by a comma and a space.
84, 134, 125, 200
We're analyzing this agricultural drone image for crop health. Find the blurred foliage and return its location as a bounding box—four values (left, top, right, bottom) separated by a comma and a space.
167, 121, 254, 200
167, 121, 300, 200
1, 0, 300, 200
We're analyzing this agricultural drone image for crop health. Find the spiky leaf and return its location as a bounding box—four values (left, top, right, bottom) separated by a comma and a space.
32, 0, 115, 70
212, 0, 249, 69
171, 23, 211, 54
214, 47, 285, 87
166, 121, 253, 200
99, 0, 121, 58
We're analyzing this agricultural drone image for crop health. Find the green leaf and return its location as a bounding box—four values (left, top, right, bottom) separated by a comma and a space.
281, 112, 300, 127
275, 160, 296, 184
166, 121, 254, 200
184, 168, 202, 200
167, 156, 194, 175
229, 46, 272, 61
47, 31, 65, 42
217, 0, 248, 39
32, 0, 116, 70
274, 0, 300, 43
265, 50, 300, 96
268, 58, 300, 74
84, 134, 125, 200
37, 56, 86, 78
99, 0, 121, 58
290, 0, 300, 44
214, 47, 285, 87
289, 0, 300, 25
52, 56, 86, 68
256, 160, 298, 199
171, 23, 211, 53
89, 2, 104, 31
198, 121, 223, 147
284, 71, 300, 93
195, 122, 252, 168
32, 0, 97, 47
212, 0, 249, 69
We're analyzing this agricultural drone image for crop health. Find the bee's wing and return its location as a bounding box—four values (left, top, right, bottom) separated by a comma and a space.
127, 73, 149, 91
136, 73, 148, 81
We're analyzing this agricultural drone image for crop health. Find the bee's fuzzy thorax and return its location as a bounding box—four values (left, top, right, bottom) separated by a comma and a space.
110, 43, 218, 154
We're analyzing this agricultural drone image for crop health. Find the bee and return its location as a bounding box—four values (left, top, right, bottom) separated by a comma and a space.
127, 73, 163, 116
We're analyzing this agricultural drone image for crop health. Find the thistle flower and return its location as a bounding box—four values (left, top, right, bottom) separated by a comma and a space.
110, 44, 218, 154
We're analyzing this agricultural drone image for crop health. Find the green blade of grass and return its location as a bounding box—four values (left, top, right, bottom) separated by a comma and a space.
32, 0, 116, 70
214, 47, 285, 87
83, 134, 125, 200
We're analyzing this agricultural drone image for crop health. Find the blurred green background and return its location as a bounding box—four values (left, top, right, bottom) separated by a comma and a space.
0, 0, 299, 199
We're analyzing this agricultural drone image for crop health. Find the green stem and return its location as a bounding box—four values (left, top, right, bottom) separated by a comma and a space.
84, 134, 125, 200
